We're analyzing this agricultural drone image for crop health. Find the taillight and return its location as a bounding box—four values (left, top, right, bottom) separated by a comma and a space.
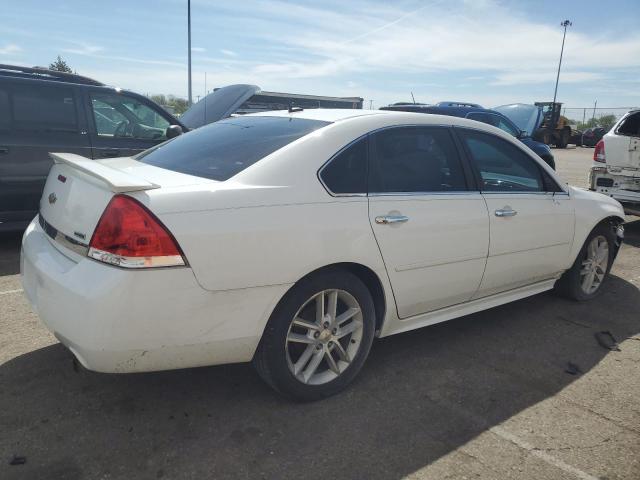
594, 140, 606, 163
88, 194, 186, 268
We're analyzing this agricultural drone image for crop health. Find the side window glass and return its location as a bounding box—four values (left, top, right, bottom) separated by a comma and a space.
460, 129, 544, 192
495, 116, 519, 137
617, 112, 640, 137
12, 85, 77, 132
320, 138, 367, 194
0, 88, 9, 130
90, 93, 169, 141
370, 127, 467, 193
466, 112, 491, 125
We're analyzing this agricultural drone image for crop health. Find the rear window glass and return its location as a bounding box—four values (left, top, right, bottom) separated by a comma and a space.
137, 116, 330, 181
12, 85, 77, 132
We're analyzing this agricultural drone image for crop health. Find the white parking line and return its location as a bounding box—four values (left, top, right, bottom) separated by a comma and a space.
0, 288, 23, 296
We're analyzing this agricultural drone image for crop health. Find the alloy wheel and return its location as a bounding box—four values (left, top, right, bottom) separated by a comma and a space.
580, 235, 609, 295
285, 289, 364, 385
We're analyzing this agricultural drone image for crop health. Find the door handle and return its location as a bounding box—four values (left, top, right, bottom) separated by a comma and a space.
375, 215, 409, 225
100, 149, 120, 158
495, 208, 517, 217
0, 146, 8, 155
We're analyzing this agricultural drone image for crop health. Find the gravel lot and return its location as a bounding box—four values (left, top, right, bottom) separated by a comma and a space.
1, 147, 639, 480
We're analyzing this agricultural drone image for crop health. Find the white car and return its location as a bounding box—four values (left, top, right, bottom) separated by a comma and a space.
21, 109, 625, 400
590, 109, 640, 216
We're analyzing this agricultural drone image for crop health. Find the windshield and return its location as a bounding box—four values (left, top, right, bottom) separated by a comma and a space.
137, 115, 330, 181
494, 104, 542, 137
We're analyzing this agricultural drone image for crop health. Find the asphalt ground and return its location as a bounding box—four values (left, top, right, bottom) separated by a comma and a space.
1, 146, 639, 480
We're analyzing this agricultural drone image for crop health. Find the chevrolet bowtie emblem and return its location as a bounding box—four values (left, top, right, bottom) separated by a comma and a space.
48, 192, 57, 205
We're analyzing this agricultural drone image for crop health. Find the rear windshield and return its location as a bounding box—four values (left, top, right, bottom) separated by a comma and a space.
137, 116, 330, 181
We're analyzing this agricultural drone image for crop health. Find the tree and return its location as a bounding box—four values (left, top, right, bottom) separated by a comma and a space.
149, 94, 190, 115
575, 114, 618, 132
49, 56, 73, 73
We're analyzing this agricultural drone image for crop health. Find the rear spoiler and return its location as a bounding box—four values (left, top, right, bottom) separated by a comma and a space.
50, 152, 160, 193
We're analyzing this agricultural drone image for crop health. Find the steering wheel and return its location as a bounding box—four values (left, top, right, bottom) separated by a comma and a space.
114, 120, 131, 138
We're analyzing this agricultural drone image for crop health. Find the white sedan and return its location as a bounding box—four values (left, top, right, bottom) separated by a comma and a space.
21, 109, 625, 400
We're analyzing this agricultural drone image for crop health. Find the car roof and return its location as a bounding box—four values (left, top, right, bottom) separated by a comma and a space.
247, 108, 392, 122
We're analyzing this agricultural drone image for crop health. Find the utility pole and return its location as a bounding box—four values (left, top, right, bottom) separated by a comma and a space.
187, 0, 193, 106
592, 100, 597, 123
552, 20, 572, 105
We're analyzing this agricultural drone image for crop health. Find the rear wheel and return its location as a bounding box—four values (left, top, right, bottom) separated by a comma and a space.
253, 270, 376, 401
557, 129, 570, 148
555, 224, 616, 301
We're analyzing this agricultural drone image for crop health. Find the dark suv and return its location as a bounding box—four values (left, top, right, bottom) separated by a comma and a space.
380, 102, 555, 169
0, 64, 186, 231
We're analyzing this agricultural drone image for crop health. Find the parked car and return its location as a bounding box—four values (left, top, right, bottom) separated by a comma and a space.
22, 109, 625, 401
589, 109, 640, 216
381, 102, 555, 169
582, 127, 607, 147
0, 64, 187, 232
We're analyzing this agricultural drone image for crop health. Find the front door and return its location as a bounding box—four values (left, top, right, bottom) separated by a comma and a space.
455, 128, 575, 298
367, 126, 489, 319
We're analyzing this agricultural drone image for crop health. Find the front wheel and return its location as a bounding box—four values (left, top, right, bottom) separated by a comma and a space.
253, 270, 376, 401
555, 224, 616, 301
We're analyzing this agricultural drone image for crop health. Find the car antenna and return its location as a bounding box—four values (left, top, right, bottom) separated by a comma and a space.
411, 92, 416, 104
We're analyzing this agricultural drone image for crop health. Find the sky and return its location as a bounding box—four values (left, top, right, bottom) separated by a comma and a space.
1, 0, 639, 113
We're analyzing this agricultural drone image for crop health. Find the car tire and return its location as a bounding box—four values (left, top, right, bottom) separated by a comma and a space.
253, 269, 376, 401
555, 224, 616, 301
557, 130, 570, 148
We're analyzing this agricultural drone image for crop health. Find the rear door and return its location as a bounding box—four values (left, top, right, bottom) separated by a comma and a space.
367, 126, 489, 318
455, 128, 574, 298
84, 89, 173, 159
0, 80, 91, 226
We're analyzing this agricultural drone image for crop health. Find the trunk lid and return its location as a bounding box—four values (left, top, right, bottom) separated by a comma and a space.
39, 153, 214, 250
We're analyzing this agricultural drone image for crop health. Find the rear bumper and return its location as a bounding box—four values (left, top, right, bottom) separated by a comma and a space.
20, 218, 290, 373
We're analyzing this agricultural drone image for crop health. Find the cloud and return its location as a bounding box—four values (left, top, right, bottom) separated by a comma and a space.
0, 44, 21, 55
492, 71, 607, 86
62, 43, 104, 55
191, 47, 206, 52
220, 49, 237, 57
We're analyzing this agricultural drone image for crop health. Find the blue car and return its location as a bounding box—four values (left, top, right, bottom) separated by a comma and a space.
380, 102, 555, 169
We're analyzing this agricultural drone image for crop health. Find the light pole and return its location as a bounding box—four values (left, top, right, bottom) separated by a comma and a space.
552, 20, 571, 105
187, 0, 192, 106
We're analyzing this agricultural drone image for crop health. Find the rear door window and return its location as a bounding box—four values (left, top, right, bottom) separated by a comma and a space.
369, 126, 468, 193
12, 84, 78, 132
138, 116, 330, 181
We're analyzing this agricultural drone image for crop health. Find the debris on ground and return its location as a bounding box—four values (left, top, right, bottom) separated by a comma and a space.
565, 362, 583, 375
9, 456, 26, 466
595, 331, 621, 351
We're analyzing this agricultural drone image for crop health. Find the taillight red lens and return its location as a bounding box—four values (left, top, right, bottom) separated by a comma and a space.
594, 140, 606, 163
88, 194, 185, 268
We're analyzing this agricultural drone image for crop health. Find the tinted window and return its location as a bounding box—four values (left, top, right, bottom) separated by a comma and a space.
467, 112, 519, 137
91, 93, 170, 140
618, 112, 640, 137
12, 85, 77, 132
0, 88, 9, 130
320, 138, 367, 194
370, 127, 467, 193
460, 129, 543, 192
138, 116, 330, 181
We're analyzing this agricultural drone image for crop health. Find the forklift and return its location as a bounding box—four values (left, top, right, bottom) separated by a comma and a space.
533, 102, 573, 148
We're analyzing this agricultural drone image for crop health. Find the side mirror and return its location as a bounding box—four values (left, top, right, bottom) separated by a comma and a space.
166, 125, 184, 139
517, 129, 528, 139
